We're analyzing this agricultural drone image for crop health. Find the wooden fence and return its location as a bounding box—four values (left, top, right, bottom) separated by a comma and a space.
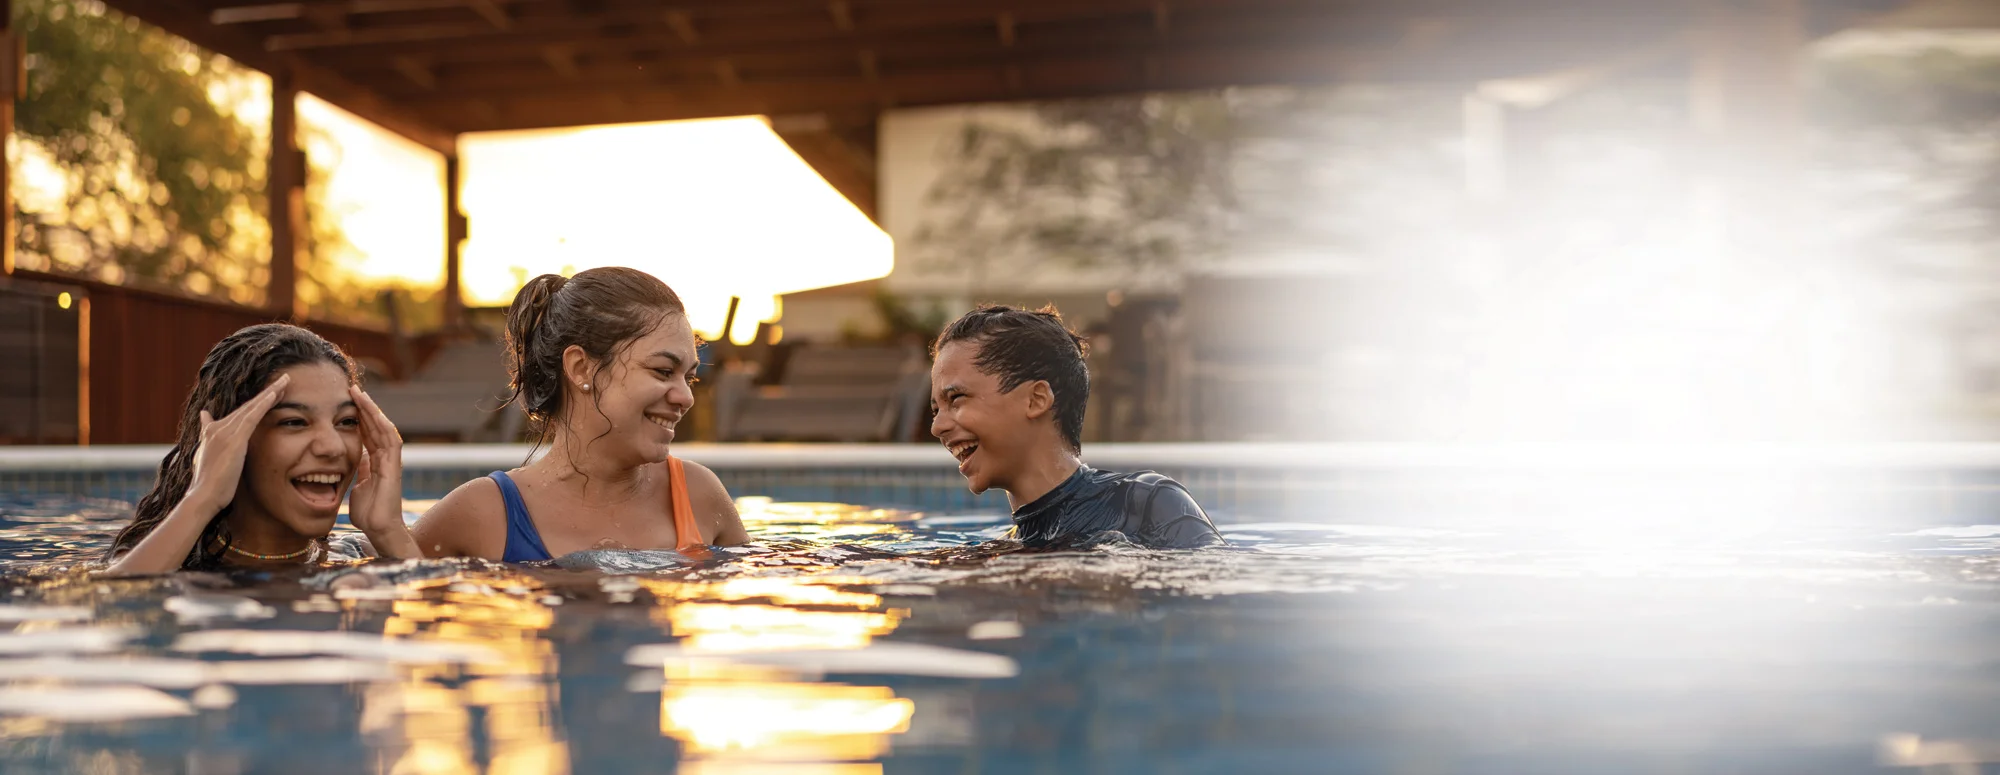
12, 269, 436, 445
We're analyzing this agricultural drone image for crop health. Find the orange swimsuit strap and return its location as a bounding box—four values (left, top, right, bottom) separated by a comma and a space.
666, 457, 709, 556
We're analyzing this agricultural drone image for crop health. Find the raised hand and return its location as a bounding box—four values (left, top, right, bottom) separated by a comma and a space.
104, 373, 291, 576
185, 373, 291, 513
347, 385, 422, 560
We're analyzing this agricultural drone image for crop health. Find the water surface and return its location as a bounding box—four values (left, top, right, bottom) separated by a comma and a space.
0, 493, 1997, 773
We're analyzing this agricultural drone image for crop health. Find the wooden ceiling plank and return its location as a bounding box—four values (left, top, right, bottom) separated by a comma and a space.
828, 0, 854, 31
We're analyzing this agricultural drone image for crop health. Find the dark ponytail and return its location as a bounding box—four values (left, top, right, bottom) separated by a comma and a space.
502, 267, 687, 450
505, 273, 570, 424
109, 324, 357, 569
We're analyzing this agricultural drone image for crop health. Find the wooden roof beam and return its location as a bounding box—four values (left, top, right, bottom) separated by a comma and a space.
415, 40, 1375, 112
355, 9, 1383, 95
857, 48, 878, 82
664, 10, 700, 44
713, 59, 740, 86
96, 0, 457, 153
996, 12, 1015, 46
828, 0, 854, 32
390, 55, 436, 89
466, 0, 511, 29
211, 2, 305, 25
273, 0, 1201, 54
294, 63, 458, 151
541, 45, 578, 78
426, 48, 1368, 132
302, 4, 349, 30
768, 114, 878, 223
211, 0, 514, 25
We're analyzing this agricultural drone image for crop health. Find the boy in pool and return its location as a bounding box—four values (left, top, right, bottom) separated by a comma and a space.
929, 305, 1224, 549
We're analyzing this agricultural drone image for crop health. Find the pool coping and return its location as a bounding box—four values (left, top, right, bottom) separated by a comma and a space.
11, 442, 2000, 472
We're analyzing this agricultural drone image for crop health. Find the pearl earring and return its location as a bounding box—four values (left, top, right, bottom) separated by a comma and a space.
581, 383, 591, 392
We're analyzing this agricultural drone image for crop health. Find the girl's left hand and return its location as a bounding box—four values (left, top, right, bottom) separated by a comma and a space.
348, 386, 423, 560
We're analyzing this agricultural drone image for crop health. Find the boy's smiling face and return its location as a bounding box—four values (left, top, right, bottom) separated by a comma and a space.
930, 340, 1039, 496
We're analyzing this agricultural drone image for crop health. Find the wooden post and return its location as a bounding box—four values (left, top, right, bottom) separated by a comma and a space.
444, 148, 467, 331
0, 0, 18, 278
1689, 0, 1805, 251
269, 68, 305, 320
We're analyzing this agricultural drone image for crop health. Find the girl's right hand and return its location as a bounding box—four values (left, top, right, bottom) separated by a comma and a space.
184, 373, 290, 512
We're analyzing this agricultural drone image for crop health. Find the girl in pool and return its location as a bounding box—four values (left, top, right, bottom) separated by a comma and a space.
104, 324, 423, 575
412, 267, 749, 560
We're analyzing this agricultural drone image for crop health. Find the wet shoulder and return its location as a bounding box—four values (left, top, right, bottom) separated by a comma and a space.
678, 459, 749, 546
1117, 471, 1226, 549
410, 475, 509, 560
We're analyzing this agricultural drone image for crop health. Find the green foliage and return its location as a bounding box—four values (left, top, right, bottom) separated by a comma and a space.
13, 0, 269, 301
912, 93, 1240, 279
907, 88, 1460, 282
1811, 49, 2000, 240
1814, 49, 2000, 130
12, 0, 402, 326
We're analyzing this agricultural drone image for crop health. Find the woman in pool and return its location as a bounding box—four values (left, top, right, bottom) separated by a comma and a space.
103, 324, 423, 575
412, 267, 749, 560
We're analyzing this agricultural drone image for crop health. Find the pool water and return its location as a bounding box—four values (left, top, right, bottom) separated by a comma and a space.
1, 494, 1999, 773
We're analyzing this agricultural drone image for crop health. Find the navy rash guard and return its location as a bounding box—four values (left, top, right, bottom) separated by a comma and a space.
1009, 465, 1225, 549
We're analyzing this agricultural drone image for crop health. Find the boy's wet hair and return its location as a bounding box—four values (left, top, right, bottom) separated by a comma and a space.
504, 266, 687, 452
934, 304, 1090, 453
109, 323, 357, 570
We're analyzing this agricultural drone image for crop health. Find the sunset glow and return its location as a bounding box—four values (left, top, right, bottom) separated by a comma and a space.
458, 117, 893, 341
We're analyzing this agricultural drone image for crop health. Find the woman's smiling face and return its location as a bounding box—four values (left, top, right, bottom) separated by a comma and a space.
564, 312, 699, 465
234, 361, 361, 541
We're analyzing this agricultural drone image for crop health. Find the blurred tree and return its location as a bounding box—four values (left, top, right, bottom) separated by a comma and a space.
911, 93, 1240, 285
1811, 48, 2000, 250
12, 0, 372, 316
13, 0, 270, 301
907, 87, 1460, 284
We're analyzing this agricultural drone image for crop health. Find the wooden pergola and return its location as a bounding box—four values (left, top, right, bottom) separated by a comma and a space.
0, 0, 1912, 325
0, 0, 1919, 443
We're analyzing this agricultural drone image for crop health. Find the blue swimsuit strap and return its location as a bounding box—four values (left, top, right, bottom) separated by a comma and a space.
488, 471, 554, 562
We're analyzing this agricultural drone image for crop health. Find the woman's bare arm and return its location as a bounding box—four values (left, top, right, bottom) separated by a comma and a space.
409, 478, 509, 560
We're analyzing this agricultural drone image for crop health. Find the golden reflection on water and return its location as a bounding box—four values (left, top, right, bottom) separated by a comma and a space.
368, 573, 568, 775
733, 498, 919, 542
663, 682, 913, 762
636, 568, 925, 770
734, 498, 917, 526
